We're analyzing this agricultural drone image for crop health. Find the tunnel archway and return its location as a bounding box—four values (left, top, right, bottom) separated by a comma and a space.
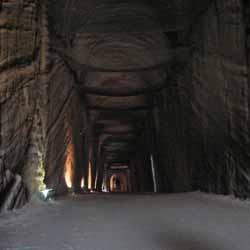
110, 172, 128, 193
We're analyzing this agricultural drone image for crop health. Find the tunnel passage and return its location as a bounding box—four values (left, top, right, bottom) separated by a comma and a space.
44, 0, 171, 195
109, 171, 128, 192
1, 0, 250, 211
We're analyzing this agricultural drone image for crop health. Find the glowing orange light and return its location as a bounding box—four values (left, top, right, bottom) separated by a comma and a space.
81, 177, 85, 188
65, 159, 73, 188
64, 144, 74, 188
88, 161, 92, 189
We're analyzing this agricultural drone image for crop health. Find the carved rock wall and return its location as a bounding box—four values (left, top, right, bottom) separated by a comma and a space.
0, 0, 48, 210
44, 54, 86, 194
158, 0, 250, 197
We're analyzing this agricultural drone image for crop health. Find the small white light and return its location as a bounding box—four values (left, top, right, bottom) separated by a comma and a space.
41, 188, 53, 199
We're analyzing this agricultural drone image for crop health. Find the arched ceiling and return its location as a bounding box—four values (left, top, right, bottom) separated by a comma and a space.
49, 0, 212, 165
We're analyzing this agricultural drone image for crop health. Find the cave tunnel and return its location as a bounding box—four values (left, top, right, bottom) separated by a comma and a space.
1, 0, 250, 249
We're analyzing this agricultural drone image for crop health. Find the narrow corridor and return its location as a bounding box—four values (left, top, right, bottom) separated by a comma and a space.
1, 1, 250, 249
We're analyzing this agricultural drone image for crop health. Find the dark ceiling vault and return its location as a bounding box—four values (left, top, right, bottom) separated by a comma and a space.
1, 0, 250, 211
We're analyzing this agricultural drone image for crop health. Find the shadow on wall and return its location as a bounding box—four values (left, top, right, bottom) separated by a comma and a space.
0, 157, 28, 212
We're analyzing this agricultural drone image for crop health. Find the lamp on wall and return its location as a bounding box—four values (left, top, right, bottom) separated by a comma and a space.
39, 187, 54, 201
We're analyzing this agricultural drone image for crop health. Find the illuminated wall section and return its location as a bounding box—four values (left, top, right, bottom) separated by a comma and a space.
64, 143, 74, 189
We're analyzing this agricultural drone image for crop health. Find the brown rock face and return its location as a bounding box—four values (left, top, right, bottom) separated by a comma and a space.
0, 0, 48, 210
1, 0, 250, 210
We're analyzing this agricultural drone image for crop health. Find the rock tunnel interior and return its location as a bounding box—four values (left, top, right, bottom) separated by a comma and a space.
1, 0, 250, 210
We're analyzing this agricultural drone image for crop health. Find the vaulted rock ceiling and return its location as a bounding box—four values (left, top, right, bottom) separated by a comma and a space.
1, 0, 250, 211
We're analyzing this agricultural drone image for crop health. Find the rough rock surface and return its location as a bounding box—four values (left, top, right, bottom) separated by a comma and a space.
157, 0, 250, 197
0, 0, 49, 209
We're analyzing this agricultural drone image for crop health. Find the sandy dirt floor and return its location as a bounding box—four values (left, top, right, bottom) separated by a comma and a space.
0, 192, 250, 250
